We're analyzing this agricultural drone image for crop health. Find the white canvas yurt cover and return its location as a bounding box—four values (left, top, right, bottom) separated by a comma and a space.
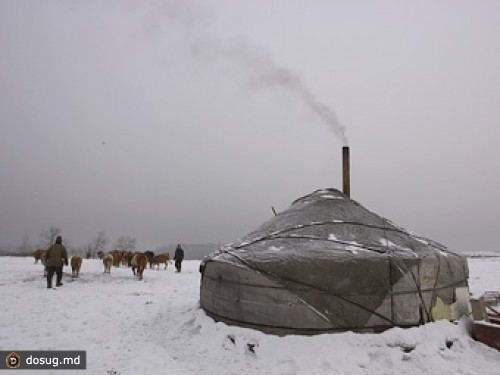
200, 189, 470, 335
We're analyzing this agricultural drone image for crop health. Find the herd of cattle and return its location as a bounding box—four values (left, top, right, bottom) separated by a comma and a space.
32, 249, 171, 281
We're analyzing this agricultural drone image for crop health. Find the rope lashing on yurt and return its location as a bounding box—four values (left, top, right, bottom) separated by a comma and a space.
232, 220, 458, 256
385, 222, 433, 323
211, 244, 466, 331
428, 253, 442, 323
209, 219, 462, 329
382, 220, 396, 324
216, 247, 396, 327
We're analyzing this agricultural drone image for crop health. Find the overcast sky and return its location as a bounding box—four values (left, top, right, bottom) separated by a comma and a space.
1, 0, 499, 253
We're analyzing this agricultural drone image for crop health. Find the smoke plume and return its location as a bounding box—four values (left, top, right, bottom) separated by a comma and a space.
191, 38, 348, 145
148, 1, 348, 145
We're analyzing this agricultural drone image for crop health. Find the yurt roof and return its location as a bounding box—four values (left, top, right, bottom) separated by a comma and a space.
213, 188, 457, 264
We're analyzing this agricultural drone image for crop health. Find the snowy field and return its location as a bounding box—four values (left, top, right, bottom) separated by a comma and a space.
0, 256, 499, 375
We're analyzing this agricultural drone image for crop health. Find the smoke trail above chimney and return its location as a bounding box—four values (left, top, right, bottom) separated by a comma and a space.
144, 2, 347, 144
256, 62, 348, 146
191, 38, 348, 146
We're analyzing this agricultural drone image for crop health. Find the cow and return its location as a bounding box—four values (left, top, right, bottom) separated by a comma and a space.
144, 251, 155, 268
122, 251, 132, 266
109, 250, 123, 267
130, 252, 148, 280
70, 256, 83, 278
33, 249, 46, 264
125, 251, 136, 267
98, 251, 114, 274
151, 253, 171, 270
40, 251, 48, 277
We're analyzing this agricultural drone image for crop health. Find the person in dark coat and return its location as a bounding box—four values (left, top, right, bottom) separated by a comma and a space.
45, 235, 69, 288
173, 244, 184, 273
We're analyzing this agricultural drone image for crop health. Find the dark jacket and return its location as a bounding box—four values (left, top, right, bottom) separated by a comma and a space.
173, 247, 184, 262
45, 243, 69, 267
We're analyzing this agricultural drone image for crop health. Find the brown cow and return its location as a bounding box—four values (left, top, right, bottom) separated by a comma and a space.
151, 253, 171, 270
33, 249, 48, 277
33, 249, 46, 264
130, 253, 148, 280
70, 256, 83, 277
109, 250, 123, 267
98, 251, 114, 274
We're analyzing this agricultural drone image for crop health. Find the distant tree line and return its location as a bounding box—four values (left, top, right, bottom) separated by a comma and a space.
6, 226, 138, 258
4, 226, 220, 260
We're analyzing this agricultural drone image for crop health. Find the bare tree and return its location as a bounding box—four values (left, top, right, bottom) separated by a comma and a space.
87, 231, 108, 258
113, 236, 136, 252
39, 226, 61, 249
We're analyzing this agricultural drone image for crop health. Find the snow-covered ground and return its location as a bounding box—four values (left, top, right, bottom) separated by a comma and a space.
0, 256, 499, 375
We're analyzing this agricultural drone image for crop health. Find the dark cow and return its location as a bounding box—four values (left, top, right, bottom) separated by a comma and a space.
144, 251, 155, 268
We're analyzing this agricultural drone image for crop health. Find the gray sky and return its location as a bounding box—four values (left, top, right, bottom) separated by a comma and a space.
1, 0, 499, 253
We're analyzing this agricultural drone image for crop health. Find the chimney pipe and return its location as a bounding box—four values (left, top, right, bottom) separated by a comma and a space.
342, 146, 350, 197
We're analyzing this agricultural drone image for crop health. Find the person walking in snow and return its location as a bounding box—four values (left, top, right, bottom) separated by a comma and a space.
173, 244, 184, 273
45, 235, 69, 288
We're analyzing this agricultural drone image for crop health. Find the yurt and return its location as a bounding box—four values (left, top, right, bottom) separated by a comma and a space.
199, 155, 470, 335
